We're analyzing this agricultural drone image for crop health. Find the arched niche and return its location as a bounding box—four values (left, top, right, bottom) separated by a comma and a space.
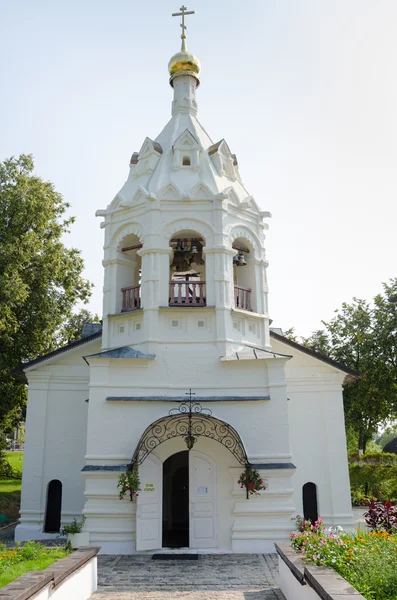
231, 236, 257, 312
117, 233, 142, 313
44, 480, 62, 533
169, 229, 207, 307
302, 482, 319, 523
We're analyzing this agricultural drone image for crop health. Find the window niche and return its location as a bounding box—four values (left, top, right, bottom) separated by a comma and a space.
44, 480, 62, 533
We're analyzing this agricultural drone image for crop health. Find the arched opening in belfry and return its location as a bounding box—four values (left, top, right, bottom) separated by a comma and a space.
169, 230, 206, 306
44, 479, 62, 533
232, 237, 255, 312
118, 233, 142, 312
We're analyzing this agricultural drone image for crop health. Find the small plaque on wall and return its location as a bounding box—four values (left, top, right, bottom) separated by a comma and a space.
144, 483, 155, 493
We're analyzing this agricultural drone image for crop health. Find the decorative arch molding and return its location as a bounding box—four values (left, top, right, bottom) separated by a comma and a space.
163, 218, 216, 246
131, 406, 248, 467
110, 222, 145, 250
228, 224, 263, 257
158, 182, 182, 201
189, 182, 214, 201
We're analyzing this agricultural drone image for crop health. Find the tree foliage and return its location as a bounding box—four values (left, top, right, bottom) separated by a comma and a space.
55, 309, 101, 346
302, 280, 397, 452
0, 154, 94, 431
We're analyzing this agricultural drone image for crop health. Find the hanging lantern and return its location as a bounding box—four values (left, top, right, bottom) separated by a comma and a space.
184, 433, 197, 451
238, 250, 247, 266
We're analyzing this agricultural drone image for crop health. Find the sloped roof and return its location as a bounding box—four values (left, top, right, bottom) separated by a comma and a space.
270, 330, 359, 381
12, 330, 102, 384
13, 327, 359, 385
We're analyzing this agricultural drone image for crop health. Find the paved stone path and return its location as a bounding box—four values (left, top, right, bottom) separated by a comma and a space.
91, 553, 285, 599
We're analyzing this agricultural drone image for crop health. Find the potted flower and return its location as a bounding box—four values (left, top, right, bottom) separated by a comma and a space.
117, 466, 140, 501
60, 515, 89, 547
238, 466, 267, 499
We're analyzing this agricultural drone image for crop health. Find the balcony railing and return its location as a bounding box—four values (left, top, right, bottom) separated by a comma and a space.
169, 281, 206, 306
121, 285, 141, 312
234, 285, 252, 311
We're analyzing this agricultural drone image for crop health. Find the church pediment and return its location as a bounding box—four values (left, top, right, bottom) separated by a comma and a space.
190, 182, 214, 201
208, 139, 239, 181
159, 183, 182, 201
173, 129, 199, 150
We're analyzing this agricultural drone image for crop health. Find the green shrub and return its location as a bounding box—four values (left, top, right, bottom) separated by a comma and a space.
291, 516, 397, 599
349, 452, 397, 501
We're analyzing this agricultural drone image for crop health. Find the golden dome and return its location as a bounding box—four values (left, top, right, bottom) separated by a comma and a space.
168, 45, 201, 86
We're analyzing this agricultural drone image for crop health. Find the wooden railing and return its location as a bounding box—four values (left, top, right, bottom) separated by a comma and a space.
234, 285, 252, 311
121, 285, 141, 312
169, 281, 206, 306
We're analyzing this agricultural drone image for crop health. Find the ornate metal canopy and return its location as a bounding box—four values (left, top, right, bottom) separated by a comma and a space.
131, 390, 248, 466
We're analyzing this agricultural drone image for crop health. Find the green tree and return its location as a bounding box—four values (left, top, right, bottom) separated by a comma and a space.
376, 423, 397, 449
0, 154, 93, 434
55, 309, 101, 346
304, 281, 397, 453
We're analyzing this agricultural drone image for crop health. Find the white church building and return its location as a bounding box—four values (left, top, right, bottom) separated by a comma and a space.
15, 10, 356, 554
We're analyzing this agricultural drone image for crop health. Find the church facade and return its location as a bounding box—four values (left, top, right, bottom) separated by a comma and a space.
15, 19, 356, 554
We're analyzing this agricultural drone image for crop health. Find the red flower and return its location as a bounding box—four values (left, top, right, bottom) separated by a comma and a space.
248, 482, 255, 490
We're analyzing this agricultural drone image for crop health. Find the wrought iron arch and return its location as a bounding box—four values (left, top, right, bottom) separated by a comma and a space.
131, 394, 249, 467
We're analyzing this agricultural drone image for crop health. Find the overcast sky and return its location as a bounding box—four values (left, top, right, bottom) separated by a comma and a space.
1, 0, 396, 337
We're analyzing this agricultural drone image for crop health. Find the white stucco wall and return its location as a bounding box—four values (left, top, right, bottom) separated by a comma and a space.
271, 337, 354, 529
16, 339, 101, 541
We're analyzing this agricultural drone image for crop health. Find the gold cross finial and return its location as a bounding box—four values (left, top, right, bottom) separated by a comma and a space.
172, 5, 195, 47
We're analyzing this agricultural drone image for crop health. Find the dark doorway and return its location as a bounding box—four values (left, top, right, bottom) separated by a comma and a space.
302, 482, 318, 523
162, 451, 189, 547
44, 480, 62, 533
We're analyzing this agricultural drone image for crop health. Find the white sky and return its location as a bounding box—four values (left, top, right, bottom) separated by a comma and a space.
1, 0, 396, 337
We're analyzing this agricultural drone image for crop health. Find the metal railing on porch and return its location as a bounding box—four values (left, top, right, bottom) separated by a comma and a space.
121, 285, 141, 312
169, 281, 206, 306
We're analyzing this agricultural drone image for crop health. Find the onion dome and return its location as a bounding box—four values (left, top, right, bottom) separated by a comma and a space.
168, 38, 201, 87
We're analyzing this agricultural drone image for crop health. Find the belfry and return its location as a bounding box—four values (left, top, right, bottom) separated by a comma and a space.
16, 7, 355, 553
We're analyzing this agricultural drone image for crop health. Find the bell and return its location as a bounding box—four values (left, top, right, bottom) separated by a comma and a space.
171, 251, 191, 272
191, 241, 198, 254
233, 253, 239, 266
183, 239, 189, 252
176, 240, 182, 251
238, 250, 247, 266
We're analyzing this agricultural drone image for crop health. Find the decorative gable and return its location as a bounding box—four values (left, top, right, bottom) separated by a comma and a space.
131, 138, 163, 179
190, 182, 214, 201
208, 139, 240, 181
172, 129, 200, 171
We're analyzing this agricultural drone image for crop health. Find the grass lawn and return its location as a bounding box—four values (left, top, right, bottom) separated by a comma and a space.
0, 480, 21, 521
0, 545, 70, 588
0, 453, 24, 521
5, 452, 23, 474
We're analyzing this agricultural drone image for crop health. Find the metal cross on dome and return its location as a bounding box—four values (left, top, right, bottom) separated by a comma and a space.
172, 5, 195, 39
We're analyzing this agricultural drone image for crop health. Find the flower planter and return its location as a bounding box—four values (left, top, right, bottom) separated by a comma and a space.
0, 547, 99, 600
68, 531, 90, 547
276, 542, 365, 600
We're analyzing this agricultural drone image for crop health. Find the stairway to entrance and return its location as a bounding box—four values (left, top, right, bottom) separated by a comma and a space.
90, 553, 285, 599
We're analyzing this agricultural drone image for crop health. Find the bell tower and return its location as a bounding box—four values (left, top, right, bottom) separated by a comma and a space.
96, 6, 272, 357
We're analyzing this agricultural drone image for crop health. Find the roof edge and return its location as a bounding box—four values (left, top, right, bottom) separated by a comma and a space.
270, 330, 359, 381
12, 330, 103, 384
